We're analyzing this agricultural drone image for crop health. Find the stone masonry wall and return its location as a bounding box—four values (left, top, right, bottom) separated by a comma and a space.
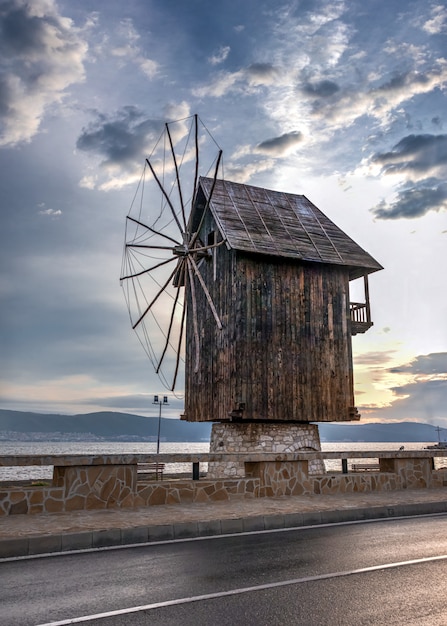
208, 422, 325, 478
1, 455, 447, 517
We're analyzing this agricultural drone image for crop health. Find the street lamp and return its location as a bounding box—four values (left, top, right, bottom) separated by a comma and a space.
153, 395, 169, 454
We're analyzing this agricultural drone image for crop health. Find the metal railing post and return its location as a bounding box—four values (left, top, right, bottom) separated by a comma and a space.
192, 461, 200, 480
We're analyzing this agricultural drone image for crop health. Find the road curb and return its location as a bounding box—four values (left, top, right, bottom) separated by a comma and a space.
1, 499, 446, 560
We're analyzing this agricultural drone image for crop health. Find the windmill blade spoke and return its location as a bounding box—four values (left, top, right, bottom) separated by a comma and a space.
189, 149, 223, 248
186, 258, 200, 374
191, 240, 226, 254
120, 256, 177, 281
166, 123, 187, 231
126, 244, 177, 251
173, 256, 186, 287
191, 113, 199, 214
132, 265, 178, 330
188, 255, 223, 330
145, 157, 184, 234
171, 290, 186, 391
126, 215, 181, 246
156, 278, 182, 374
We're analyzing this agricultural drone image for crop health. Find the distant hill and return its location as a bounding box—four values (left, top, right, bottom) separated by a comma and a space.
318, 421, 442, 444
0, 409, 212, 442
0, 409, 443, 443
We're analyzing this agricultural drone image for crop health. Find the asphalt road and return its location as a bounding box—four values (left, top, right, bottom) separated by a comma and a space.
1, 514, 447, 626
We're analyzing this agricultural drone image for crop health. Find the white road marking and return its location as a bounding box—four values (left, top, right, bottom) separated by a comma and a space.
37, 553, 447, 626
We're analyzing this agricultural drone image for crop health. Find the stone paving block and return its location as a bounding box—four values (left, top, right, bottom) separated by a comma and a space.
174, 521, 199, 539
283, 512, 305, 528
0, 538, 29, 559
121, 526, 149, 545
242, 515, 265, 532
198, 519, 221, 537
220, 518, 244, 535
301, 511, 322, 526
385, 506, 396, 517
61, 532, 93, 552
360, 506, 388, 520
348, 507, 372, 521
425, 500, 447, 514
29, 534, 62, 555
263, 514, 285, 530
373, 505, 400, 520
396, 501, 447, 517
92, 529, 122, 549
320, 509, 352, 524
148, 524, 175, 542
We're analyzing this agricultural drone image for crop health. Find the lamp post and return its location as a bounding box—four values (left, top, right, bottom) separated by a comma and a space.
153, 395, 169, 454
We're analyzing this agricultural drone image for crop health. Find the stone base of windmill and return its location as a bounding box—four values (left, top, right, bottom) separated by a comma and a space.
207, 422, 325, 479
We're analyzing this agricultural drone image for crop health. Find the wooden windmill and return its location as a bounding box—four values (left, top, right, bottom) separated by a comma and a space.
121, 115, 382, 468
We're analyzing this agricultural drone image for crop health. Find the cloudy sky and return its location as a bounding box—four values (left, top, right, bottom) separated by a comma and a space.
1, 0, 446, 430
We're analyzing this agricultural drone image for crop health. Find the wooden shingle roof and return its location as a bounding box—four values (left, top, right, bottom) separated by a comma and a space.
197, 177, 383, 279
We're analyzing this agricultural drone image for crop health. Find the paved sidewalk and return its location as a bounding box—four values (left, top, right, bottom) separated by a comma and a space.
1, 489, 446, 559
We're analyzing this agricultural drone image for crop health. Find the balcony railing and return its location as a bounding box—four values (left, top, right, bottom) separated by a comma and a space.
350, 302, 373, 335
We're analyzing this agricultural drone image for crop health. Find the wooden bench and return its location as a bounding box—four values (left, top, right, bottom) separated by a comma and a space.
138, 462, 165, 480
351, 463, 380, 472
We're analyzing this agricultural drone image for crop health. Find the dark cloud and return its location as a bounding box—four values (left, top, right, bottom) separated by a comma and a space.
0, 0, 53, 56
0, 0, 87, 146
255, 131, 303, 155
372, 178, 447, 219
301, 79, 340, 97
372, 134, 447, 176
387, 379, 447, 421
376, 71, 429, 94
389, 353, 447, 375
386, 353, 447, 422
76, 107, 162, 167
371, 134, 447, 218
246, 63, 278, 80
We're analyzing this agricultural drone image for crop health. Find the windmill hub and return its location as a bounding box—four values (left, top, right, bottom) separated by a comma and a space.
172, 244, 188, 257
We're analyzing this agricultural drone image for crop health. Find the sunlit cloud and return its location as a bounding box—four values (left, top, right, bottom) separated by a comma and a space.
110, 17, 158, 78
224, 157, 276, 183
353, 350, 397, 366
356, 353, 447, 423
208, 45, 230, 65
422, 4, 447, 34
306, 62, 447, 131
38, 208, 62, 217
390, 352, 447, 376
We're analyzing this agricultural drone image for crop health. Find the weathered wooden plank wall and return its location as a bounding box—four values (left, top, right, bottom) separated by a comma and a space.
184, 211, 356, 423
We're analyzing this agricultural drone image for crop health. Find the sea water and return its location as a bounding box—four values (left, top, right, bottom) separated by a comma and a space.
0, 441, 440, 481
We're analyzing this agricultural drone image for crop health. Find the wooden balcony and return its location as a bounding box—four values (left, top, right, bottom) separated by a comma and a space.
350, 302, 373, 335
